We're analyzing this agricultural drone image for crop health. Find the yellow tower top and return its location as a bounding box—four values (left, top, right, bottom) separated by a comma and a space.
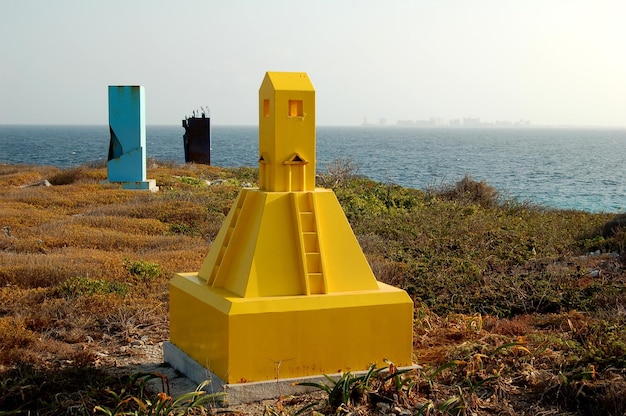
258, 72, 316, 192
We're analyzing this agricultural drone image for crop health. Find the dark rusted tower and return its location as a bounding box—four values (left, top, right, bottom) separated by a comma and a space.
182, 110, 210, 164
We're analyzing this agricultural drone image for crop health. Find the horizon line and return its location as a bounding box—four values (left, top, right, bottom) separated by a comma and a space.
2, 122, 626, 129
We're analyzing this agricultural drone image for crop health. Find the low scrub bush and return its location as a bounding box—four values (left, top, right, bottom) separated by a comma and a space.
0, 364, 118, 413
123, 258, 161, 282
57, 276, 129, 298
177, 175, 205, 186
48, 167, 86, 185
229, 165, 259, 181
0, 248, 127, 288
0, 317, 35, 352
431, 174, 501, 208
317, 157, 360, 188
1, 161, 624, 415
0, 164, 60, 187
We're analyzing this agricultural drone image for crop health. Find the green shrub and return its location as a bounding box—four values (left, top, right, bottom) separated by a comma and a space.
433, 174, 500, 208
94, 373, 224, 415
297, 364, 381, 412
57, 276, 128, 297
123, 258, 161, 281
177, 176, 204, 186
225, 166, 259, 183
169, 223, 196, 235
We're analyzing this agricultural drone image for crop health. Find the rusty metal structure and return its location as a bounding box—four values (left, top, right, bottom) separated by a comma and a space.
182, 108, 210, 164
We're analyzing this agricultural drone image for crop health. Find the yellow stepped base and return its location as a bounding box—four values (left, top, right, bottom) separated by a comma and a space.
170, 272, 413, 383
197, 188, 384, 297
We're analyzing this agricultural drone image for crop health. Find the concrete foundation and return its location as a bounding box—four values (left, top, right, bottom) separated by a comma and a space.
163, 341, 419, 405
121, 179, 159, 191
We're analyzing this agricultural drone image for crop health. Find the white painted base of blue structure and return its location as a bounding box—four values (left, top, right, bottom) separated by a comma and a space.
121, 179, 158, 191
107, 179, 158, 191
163, 341, 420, 405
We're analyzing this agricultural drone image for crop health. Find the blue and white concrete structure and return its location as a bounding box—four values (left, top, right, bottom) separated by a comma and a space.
107, 85, 157, 191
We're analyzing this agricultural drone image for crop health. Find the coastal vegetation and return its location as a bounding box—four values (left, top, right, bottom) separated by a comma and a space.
0, 160, 625, 415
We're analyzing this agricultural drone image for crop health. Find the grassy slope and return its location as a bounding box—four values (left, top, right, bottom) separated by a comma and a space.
0, 162, 625, 415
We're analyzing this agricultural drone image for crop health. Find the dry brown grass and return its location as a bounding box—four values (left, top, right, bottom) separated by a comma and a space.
0, 163, 220, 378
1, 163, 625, 415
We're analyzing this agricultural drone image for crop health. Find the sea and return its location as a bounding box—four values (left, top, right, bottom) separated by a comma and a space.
0, 124, 624, 213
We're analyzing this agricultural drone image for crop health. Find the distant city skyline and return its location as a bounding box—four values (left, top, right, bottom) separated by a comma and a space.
364, 116, 534, 128
2, 1, 626, 127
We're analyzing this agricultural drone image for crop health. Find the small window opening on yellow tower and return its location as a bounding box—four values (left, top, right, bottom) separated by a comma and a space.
263, 99, 270, 117
288, 100, 303, 117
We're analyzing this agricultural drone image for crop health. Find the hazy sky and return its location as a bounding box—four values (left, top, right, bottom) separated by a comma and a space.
1, 0, 625, 126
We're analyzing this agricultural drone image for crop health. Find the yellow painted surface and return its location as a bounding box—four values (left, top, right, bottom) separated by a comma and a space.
169, 275, 230, 379
170, 272, 413, 383
258, 72, 315, 192
197, 188, 380, 297
170, 71, 414, 383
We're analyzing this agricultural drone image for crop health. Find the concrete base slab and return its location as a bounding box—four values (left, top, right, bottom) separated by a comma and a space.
162, 341, 225, 396
104, 179, 159, 191
163, 341, 420, 405
121, 179, 158, 191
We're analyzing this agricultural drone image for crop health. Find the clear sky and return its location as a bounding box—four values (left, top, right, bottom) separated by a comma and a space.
1, 0, 625, 126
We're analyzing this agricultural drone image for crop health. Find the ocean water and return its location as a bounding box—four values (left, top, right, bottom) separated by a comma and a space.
0, 124, 624, 213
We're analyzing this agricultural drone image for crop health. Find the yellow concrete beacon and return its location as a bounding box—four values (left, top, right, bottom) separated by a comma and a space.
169, 71, 414, 384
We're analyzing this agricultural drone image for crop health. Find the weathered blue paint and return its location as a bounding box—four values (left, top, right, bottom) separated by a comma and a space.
107, 86, 157, 191
108, 85, 146, 182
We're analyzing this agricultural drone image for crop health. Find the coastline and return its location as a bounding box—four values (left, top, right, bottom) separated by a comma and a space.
1, 124, 625, 212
